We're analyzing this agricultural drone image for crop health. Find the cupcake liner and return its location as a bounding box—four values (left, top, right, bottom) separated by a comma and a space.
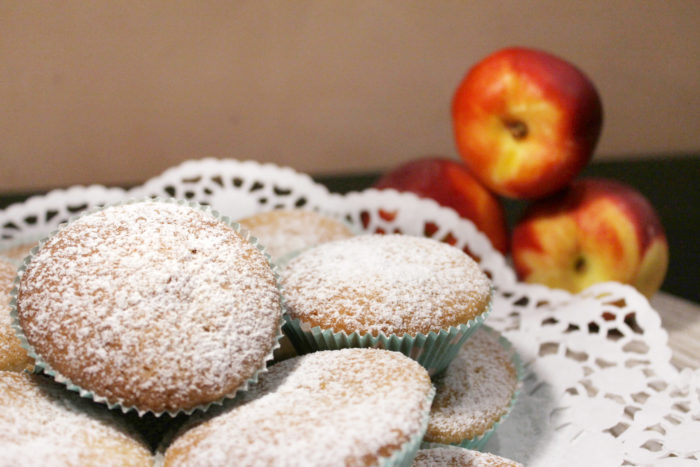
421, 326, 524, 451
9, 197, 285, 417
282, 288, 492, 376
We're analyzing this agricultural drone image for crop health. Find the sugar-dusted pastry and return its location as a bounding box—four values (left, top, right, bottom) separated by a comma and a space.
425, 326, 520, 447
14, 199, 282, 414
0, 370, 153, 466
281, 234, 492, 374
282, 234, 490, 336
163, 348, 434, 466
413, 445, 523, 467
0, 257, 32, 372
238, 209, 354, 262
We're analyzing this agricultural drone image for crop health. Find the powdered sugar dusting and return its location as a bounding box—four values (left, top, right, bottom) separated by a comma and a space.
0, 371, 153, 466
238, 209, 354, 261
413, 446, 523, 467
16, 201, 282, 413
426, 328, 519, 443
164, 348, 433, 467
282, 234, 491, 336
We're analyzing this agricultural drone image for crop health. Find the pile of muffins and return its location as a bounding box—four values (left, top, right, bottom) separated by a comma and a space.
1, 198, 523, 466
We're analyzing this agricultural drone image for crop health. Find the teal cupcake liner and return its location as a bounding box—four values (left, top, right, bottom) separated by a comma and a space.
10, 197, 285, 417
421, 326, 524, 451
282, 289, 492, 376
377, 386, 436, 467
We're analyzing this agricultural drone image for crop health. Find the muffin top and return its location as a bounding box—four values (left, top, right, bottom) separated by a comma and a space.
0, 241, 37, 265
0, 242, 38, 266
0, 370, 153, 466
15, 200, 282, 414
413, 445, 523, 467
164, 348, 434, 467
0, 258, 33, 372
425, 327, 519, 444
237, 209, 354, 262
282, 234, 491, 336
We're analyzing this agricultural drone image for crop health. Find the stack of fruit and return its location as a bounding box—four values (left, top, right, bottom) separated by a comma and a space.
375, 47, 668, 298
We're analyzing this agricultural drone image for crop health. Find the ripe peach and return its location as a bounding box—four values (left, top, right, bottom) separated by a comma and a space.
511, 178, 668, 297
452, 47, 603, 199
373, 157, 509, 254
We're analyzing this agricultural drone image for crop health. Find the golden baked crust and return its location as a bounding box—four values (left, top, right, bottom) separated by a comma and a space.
0, 258, 33, 372
163, 348, 433, 467
0, 371, 153, 466
282, 234, 491, 336
16, 201, 282, 413
425, 327, 519, 444
413, 446, 523, 467
238, 209, 354, 261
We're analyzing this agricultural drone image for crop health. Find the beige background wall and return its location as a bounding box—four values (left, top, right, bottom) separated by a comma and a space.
1, 1, 699, 192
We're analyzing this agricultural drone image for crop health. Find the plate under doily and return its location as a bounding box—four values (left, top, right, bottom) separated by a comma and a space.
2, 158, 698, 466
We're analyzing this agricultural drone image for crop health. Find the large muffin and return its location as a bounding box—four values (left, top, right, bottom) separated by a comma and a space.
0, 370, 153, 466
163, 348, 434, 466
14, 200, 282, 414
0, 258, 33, 372
282, 234, 491, 337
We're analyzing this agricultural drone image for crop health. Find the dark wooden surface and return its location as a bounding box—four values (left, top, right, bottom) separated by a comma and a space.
1, 155, 698, 303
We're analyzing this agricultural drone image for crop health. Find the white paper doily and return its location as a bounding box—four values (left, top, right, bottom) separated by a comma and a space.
2, 158, 698, 466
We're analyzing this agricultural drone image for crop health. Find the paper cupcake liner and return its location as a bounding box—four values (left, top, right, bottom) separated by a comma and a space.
9, 197, 285, 417
421, 326, 524, 451
282, 289, 492, 376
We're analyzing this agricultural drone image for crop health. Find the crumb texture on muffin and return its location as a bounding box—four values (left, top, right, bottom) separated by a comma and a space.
425, 328, 519, 443
16, 201, 281, 413
282, 234, 491, 336
0, 371, 153, 466
0, 258, 33, 372
413, 445, 523, 467
164, 348, 433, 467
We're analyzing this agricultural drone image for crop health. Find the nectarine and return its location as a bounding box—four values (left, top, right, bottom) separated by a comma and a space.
452, 47, 603, 199
373, 157, 509, 254
511, 178, 668, 297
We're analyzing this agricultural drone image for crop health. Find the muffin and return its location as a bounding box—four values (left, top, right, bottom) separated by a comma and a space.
0, 241, 37, 265
163, 348, 435, 467
13, 199, 282, 415
281, 234, 492, 374
0, 257, 33, 372
413, 445, 523, 467
424, 326, 521, 449
237, 209, 355, 263
0, 370, 153, 466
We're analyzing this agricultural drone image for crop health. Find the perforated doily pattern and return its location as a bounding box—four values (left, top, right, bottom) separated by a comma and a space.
1, 159, 697, 466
